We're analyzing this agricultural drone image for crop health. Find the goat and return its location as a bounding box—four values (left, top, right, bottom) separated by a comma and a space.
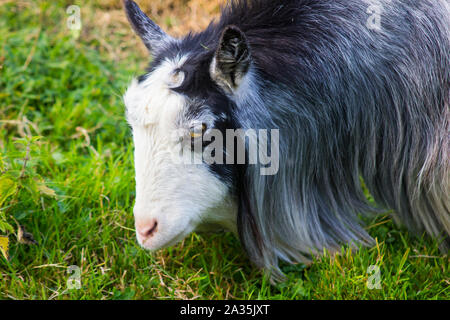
122, 0, 449, 280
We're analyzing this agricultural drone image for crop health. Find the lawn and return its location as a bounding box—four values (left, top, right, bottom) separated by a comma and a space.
0, 0, 448, 300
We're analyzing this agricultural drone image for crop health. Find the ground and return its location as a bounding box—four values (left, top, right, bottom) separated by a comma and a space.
0, 0, 448, 300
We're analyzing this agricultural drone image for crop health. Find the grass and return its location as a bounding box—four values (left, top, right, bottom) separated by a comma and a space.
0, 0, 448, 300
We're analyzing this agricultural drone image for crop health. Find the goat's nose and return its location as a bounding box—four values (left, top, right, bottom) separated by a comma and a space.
136, 219, 158, 239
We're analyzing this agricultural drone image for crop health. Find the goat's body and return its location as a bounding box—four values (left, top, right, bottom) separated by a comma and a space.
208, 0, 450, 273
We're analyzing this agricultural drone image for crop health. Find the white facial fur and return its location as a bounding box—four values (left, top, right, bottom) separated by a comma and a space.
123, 55, 237, 250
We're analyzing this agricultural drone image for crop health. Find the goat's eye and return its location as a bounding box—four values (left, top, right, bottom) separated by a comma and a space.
189, 123, 207, 139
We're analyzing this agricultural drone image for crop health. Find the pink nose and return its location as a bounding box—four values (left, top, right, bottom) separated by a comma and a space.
136, 219, 158, 240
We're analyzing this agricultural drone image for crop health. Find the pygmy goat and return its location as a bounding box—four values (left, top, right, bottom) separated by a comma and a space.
122, 0, 449, 279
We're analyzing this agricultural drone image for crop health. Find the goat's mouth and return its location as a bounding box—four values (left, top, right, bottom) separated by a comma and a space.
136, 226, 193, 251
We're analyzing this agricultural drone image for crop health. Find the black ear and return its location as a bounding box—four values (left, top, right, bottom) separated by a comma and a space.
211, 26, 252, 93
123, 0, 171, 54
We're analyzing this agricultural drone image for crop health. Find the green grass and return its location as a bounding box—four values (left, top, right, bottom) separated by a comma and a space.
0, 1, 448, 300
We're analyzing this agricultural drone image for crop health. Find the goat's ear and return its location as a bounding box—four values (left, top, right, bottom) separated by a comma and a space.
210, 26, 252, 94
123, 0, 171, 54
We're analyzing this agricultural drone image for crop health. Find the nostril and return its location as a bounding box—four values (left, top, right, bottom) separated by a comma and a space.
137, 220, 158, 239
147, 220, 158, 236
